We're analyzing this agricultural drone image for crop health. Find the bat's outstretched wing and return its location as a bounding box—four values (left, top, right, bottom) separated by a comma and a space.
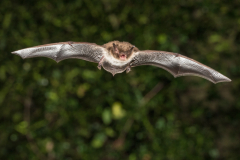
12, 42, 106, 63
131, 50, 231, 84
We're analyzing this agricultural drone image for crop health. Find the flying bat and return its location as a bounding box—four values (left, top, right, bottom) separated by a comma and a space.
12, 41, 231, 84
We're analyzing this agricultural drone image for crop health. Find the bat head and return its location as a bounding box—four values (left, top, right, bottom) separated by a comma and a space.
103, 41, 139, 61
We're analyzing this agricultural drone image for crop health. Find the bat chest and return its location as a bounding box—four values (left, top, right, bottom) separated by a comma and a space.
102, 59, 129, 75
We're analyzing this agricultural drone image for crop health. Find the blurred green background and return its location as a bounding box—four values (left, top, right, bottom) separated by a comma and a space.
0, 0, 239, 159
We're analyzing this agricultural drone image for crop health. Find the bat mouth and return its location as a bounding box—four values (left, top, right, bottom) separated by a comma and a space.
119, 54, 127, 60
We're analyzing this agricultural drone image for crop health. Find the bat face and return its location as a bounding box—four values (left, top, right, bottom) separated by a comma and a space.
103, 41, 139, 61
12, 41, 231, 84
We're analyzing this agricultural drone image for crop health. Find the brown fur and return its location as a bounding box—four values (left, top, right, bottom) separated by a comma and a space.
103, 41, 139, 60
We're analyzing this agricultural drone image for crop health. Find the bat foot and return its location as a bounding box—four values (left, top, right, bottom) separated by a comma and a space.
97, 56, 104, 70
126, 67, 131, 73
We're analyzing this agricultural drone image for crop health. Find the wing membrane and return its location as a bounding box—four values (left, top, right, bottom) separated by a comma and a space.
12, 42, 105, 63
132, 50, 231, 84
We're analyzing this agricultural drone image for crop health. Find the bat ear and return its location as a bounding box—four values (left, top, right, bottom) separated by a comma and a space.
113, 43, 118, 48
130, 45, 135, 51
113, 43, 119, 53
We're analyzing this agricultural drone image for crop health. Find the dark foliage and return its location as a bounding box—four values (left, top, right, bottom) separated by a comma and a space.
0, 0, 239, 159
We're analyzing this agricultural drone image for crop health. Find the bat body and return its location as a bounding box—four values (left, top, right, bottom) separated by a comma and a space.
12, 41, 231, 84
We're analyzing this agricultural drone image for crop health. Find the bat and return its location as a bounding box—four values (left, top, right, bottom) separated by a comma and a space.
12, 41, 231, 84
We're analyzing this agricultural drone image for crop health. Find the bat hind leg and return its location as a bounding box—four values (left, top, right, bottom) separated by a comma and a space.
97, 64, 102, 70
126, 66, 131, 73
126, 59, 136, 73
97, 56, 104, 70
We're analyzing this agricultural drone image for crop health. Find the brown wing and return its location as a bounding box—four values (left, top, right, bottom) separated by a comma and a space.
12, 42, 106, 63
131, 50, 231, 84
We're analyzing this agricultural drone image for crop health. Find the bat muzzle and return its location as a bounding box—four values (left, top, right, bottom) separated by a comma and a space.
119, 53, 127, 60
